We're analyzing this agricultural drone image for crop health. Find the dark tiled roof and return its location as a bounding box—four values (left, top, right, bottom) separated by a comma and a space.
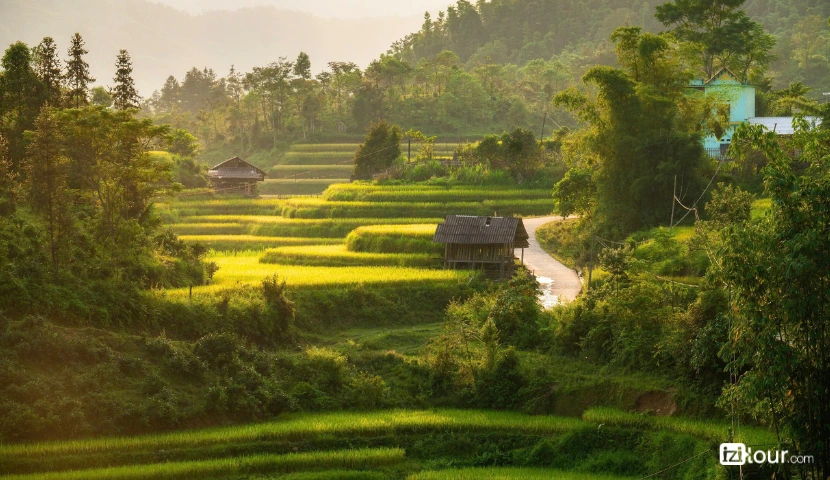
208, 156, 267, 179
433, 215, 529, 248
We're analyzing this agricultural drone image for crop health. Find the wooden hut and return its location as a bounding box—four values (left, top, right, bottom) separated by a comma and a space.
207, 156, 266, 195
433, 215, 529, 279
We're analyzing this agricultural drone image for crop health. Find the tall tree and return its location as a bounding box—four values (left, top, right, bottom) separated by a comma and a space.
90, 86, 112, 107
293, 52, 311, 80
24, 106, 73, 271
159, 75, 180, 112
655, 0, 774, 81
554, 31, 708, 235
34, 37, 62, 105
111, 49, 139, 110
64, 33, 94, 108
353, 119, 401, 179
0, 41, 43, 170
722, 119, 830, 479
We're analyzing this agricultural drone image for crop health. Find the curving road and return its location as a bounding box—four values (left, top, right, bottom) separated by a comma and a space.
521, 216, 582, 306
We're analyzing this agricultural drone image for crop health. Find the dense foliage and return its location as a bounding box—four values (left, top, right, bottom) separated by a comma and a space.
0, 36, 208, 321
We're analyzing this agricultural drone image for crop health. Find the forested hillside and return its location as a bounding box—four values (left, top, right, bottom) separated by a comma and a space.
394, 0, 830, 90
137, 0, 830, 163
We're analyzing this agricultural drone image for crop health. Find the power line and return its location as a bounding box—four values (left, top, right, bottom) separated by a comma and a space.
638, 449, 711, 479
671, 157, 725, 228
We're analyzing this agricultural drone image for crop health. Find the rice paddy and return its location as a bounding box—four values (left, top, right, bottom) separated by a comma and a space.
582, 407, 777, 446
260, 244, 438, 267
0, 410, 585, 459
345, 224, 442, 254
105, 151, 755, 480
408, 468, 636, 480
0, 448, 405, 480
176, 235, 341, 251
0, 408, 760, 479
171, 217, 443, 238
165, 252, 471, 296
323, 183, 554, 203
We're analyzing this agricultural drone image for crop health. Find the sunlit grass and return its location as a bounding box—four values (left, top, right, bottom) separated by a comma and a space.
0, 448, 405, 480
582, 408, 777, 446
323, 183, 553, 202
345, 224, 441, 254
751, 197, 771, 219
176, 215, 441, 226
164, 253, 470, 295
289, 143, 360, 152
177, 235, 341, 251
171, 217, 444, 238
0, 410, 584, 458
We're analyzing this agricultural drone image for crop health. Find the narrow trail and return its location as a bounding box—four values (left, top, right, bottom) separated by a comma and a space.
521, 216, 582, 306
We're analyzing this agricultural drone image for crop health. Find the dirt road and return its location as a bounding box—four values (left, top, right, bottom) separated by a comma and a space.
521, 216, 582, 306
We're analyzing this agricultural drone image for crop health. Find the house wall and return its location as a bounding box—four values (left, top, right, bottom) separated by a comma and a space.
699, 79, 756, 154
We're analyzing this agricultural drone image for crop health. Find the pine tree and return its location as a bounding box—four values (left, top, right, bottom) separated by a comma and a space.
112, 49, 139, 110
159, 75, 180, 112
64, 33, 94, 108
34, 37, 62, 105
0, 41, 43, 169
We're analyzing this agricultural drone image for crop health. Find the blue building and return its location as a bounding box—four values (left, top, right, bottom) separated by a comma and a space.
689, 67, 821, 159
688, 67, 755, 158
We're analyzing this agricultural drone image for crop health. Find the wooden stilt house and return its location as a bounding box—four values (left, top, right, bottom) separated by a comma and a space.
433, 215, 529, 280
207, 156, 266, 195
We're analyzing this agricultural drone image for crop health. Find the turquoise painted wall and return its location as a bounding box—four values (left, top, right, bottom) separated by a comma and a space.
692, 71, 756, 152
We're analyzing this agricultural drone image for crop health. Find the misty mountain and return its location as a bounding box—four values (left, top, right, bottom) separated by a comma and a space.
150, 0, 452, 19
0, 0, 421, 95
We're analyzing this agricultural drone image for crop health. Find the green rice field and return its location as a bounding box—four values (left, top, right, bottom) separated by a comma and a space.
0, 448, 405, 480
408, 468, 636, 480
0, 407, 771, 479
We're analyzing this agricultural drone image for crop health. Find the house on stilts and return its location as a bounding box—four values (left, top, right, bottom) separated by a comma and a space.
433, 215, 529, 280
207, 156, 266, 195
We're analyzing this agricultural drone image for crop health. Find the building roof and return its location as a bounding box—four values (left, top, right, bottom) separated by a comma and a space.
747, 116, 822, 135
433, 215, 529, 248
704, 67, 745, 85
207, 156, 267, 180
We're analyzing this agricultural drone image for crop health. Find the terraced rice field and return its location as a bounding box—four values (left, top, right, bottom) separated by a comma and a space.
260, 244, 438, 267
0, 408, 770, 479
160, 178, 555, 298
264, 143, 358, 195
408, 468, 636, 480
165, 251, 470, 297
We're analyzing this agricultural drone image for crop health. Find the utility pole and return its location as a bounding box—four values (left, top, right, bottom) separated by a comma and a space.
407, 137, 411, 162
539, 111, 547, 165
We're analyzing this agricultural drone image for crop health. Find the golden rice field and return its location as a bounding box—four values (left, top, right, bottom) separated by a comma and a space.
176, 235, 341, 251
170, 217, 443, 239
260, 244, 438, 267
346, 223, 438, 237
288, 143, 360, 152
165, 252, 471, 296
175, 215, 442, 226
323, 183, 554, 202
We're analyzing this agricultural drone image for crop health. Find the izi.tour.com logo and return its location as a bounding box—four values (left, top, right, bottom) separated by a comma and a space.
720, 443, 814, 465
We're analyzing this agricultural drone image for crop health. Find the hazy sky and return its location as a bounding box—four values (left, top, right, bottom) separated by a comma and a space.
152, 0, 451, 18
